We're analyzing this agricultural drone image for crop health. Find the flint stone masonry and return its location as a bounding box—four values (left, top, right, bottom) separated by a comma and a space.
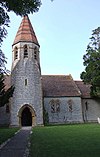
0, 106, 10, 126
11, 41, 43, 126
82, 99, 100, 122
44, 97, 83, 124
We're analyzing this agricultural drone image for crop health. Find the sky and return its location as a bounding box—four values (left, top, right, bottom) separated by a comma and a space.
2, 0, 100, 80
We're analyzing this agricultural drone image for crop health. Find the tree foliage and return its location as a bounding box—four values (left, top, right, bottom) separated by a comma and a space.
81, 27, 100, 97
0, 74, 14, 107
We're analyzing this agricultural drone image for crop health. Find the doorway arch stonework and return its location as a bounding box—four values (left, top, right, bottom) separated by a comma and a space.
18, 104, 36, 127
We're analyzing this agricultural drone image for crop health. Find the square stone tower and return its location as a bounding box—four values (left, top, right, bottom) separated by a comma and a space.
11, 15, 43, 127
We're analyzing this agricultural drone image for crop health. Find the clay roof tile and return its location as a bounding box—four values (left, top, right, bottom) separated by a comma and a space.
42, 75, 81, 97
13, 15, 39, 46
75, 81, 91, 98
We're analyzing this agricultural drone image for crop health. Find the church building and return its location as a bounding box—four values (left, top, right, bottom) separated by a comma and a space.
0, 15, 100, 127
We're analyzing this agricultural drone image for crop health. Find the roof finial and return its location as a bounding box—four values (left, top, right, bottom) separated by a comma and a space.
24, 14, 28, 17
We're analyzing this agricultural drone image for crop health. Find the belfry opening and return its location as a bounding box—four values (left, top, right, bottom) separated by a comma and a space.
21, 107, 32, 126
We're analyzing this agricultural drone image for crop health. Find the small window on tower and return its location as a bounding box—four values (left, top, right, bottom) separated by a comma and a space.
25, 79, 28, 86
14, 47, 18, 60
34, 47, 37, 60
24, 45, 28, 58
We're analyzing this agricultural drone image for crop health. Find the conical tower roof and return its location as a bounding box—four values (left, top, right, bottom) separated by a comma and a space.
13, 15, 39, 46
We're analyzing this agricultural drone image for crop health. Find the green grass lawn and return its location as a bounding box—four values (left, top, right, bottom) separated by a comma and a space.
0, 127, 19, 145
30, 124, 100, 157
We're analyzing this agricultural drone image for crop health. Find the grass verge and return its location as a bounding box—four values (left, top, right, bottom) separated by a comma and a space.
0, 127, 19, 145
30, 124, 100, 157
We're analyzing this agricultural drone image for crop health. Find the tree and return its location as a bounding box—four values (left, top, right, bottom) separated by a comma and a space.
0, 74, 14, 107
0, 0, 41, 73
81, 27, 100, 97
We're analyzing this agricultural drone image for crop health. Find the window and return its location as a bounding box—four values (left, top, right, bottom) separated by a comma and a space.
85, 101, 88, 110
49, 99, 60, 113
25, 79, 27, 86
56, 99, 60, 112
34, 47, 37, 60
14, 47, 18, 60
24, 45, 28, 58
51, 104, 55, 113
6, 104, 10, 113
68, 99, 73, 112
50, 99, 55, 113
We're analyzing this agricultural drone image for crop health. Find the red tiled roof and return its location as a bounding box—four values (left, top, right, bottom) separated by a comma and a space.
75, 81, 91, 98
4, 75, 91, 98
13, 15, 39, 46
42, 75, 81, 97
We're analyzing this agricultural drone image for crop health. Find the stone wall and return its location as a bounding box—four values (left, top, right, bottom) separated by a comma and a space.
82, 98, 100, 122
44, 97, 83, 124
0, 106, 10, 126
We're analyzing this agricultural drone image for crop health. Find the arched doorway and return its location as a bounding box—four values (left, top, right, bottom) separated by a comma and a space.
18, 105, 36, 127
21, 107, 32, 126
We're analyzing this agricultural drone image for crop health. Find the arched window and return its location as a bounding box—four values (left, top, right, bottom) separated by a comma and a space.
49, 99, 60, 113
68, 99, 73, 112
85, 101, 88, 110
34, 47, 37, 60
24, 45, 28, 58
56, 99, 60, 112
14, 47, 18, 60
49, 99, 55, 113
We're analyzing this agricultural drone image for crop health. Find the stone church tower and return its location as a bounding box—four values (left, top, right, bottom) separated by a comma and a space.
11, 15, 43, 127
